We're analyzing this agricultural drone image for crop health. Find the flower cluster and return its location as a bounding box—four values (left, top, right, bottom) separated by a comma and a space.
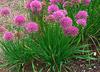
25, 0, 42, 14
46, 2, 80, 37
0, 7, 10, 16
75, 11, 88, 27
0, 0, 89, 40
63, 0, 91, 7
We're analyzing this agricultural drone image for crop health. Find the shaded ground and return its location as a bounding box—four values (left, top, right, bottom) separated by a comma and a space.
69, 60, 100, 72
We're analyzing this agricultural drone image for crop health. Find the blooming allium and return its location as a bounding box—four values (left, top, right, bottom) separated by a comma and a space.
75, 11, 88, 20
24, 0, 32, 9
63, 1, 73, 8
25, 22, 39, 33
48, 4, 59, 14
50, 0, 65, 4
64, 26, 79, 37
0, 26, 7, 33
60, 17, 72, 29
76, 19, 87, 27
59, 10, 67, 16
46, 14, 55, 22
58, 0, 65, 4
0, 0, 7, 3
30, 0, 42, 13
3, 32, 14, 41
83, 0, 91, 5
0, 7, 10, 16
13, 15, 26, 26
53, 10, 65, 21
71, 0, 81, 4
50, 0, 59, 4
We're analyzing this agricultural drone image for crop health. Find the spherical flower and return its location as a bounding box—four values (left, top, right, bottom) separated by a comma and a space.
82, 0, 91, 5
30, 0, 42, 13
64, 26, 79, 37
48, 4, 59, 14
75, 10, 88, 20
50, 0, 59, 4
46, 14, 55, 22
0, 0, 7, 3
0, 26, 7, 33
71, 0, 81, 4
13, 15, 26, 26
3, 32, 14, 41
76, 19, 87, 27
63, 1, 73, 8
50, 0, 65, 4
53, 10, 65, 21
59, 10, 67, 16
24, 0, 32, 9
0, 7, 10, 16
25, 22, 39, 33
60, 17, 73, 29
58, 0, 65, 4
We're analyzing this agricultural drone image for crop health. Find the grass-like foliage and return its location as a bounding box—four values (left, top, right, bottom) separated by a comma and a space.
0, 0, 99, 72
0, 23, 94, 72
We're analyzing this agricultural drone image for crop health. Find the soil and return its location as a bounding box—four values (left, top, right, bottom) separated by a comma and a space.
0, 60, 100, 72
69, 60, 100, 72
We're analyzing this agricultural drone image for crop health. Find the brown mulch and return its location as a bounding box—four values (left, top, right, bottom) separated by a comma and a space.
0, 69, 8, 72
69, 60, 100, 72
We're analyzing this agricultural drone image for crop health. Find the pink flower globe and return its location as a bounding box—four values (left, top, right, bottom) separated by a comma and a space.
59, 10, 67, 16
0, 7, 10, 16
30, 0, 42, 13
71, 0, 81, 4
46, 14, 55, 22
75, 10, 88, 20
24, 0, 33, 9
83, 0, 91, 5
60, 17, 73, 29
64, 26, 79, 37
48, 4, 59, 14
13, 15, 26, 26
0, 26, 7, 33
3, 32, 14, 41
25, 22, 39, 33
50, 0, 59, 4
53, 10, 65, 21
76, 19, 87, 27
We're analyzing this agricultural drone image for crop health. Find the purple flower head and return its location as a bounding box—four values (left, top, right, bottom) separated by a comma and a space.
0, 0, 7, 3
25, 22, 39, 33
50, 0, 59, 4
71, 0, 81, 4
0, 7, 10, 16
48, 4, 59, 14
53, 10, 65, 21
30, 0, 42, 13
63, 1, 73, 8
24, 0, 33, 9
3, 32, 14, 41
76, 19, 87, 27
64, 26, 79, 37
59, 10, 67, 16
50, 0, 65, 4
83, 0, 91, 5
75, 10, 88, 20
46, 14, 55, 22
0, 26, 7, 33
13, 15, 26, 26
60, 17, 73, 29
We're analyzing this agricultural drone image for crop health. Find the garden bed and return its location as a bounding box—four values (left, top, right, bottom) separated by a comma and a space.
0, 0, 99, 72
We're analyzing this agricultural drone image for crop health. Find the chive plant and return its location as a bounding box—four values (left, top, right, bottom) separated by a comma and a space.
0, 0, 98, 72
